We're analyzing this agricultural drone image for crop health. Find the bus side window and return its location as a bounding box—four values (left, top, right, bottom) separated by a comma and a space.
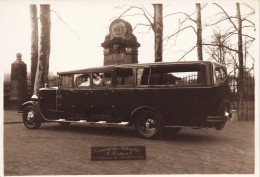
116, 68, 134, 86
137, 68, 150, 85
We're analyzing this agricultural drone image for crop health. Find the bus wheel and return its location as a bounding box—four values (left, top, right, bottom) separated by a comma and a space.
215, 100, 230, 130
23, 106, 42, 129
58, 122, 71, 127
135, 110, 161, 139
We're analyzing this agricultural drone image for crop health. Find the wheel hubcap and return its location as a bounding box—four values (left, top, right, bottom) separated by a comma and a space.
27, 111, 35, 122
144, 118, 156, 132
224, 110, 229, 118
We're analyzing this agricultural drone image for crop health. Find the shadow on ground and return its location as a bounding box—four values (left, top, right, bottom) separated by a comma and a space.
36, 123, 221, 142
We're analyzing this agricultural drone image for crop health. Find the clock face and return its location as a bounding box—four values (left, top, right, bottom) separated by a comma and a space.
110, 21, 127, 38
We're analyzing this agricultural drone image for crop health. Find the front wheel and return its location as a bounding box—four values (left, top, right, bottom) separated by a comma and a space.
23, 106, 42, 129
135, 110, 161, 139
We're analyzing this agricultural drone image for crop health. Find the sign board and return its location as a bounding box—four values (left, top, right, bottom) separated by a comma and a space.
91, 146, 146, 161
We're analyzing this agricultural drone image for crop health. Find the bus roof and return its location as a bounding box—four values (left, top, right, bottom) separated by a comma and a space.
57, 61, 224, 75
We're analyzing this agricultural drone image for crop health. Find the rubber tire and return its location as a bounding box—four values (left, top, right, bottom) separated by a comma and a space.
135, 110, 161, 139
215, 99, 230, 130
23, 106, 42, 129
58, 122, 71, 127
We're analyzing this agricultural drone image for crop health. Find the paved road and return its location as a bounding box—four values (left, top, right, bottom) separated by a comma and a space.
4, 111, 255, 175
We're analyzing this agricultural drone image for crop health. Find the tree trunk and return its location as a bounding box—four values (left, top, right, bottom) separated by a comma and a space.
196, 3, 203, 61
30, 5, 38, 95
34, 5, 51, 95
237, 3, 244, 106
153, 4, 163, 62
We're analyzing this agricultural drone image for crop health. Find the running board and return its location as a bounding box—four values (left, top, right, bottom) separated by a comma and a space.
53, 119, 129, 126
163, 125, 205, 129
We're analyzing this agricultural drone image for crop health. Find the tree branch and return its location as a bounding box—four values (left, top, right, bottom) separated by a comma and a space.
51, 10, 81, 40
206, 11, 224, 21
202, 43, 238, 52
164, 3, 207, 20
164, 12, 196, 23
140, 4, 153, 19
205, 16, 237, 27
226, 31, 255, 41
138, 26, 152, 34
242, 25, 255, 29
163, 25, 197, 42
178, 46, 197, 61
118, 6, 154, 30
242, 18, 255, 27
133, 23, 152, 31
242, 3, 255, 14
213, 3, 237, 30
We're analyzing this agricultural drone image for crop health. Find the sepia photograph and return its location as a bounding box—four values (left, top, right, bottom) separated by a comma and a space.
0, 0, 259, 176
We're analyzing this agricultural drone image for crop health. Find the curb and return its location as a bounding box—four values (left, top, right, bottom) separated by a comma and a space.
4, 122, 23, 124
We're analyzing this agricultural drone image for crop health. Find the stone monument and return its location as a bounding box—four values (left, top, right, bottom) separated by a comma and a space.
9, 53, 28, 108
101, 19, 140, 65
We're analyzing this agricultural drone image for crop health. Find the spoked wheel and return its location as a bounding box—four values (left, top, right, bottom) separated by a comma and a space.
58, 122, 71, 127
215, 100, 230, 130
135, 111, 161, 139
23, 106, 42, 129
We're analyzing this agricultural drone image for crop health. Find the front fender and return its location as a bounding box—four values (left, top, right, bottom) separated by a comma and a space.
19, 101, 41, 112
19, 101, 49, 122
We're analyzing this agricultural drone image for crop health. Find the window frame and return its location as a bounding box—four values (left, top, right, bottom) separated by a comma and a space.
92, 71, 113, 88
214, 67, 228, 85
135, 65, 203, 88
73, 73, 92, 89
59, 74, 74, 90
114, 67, 135, 88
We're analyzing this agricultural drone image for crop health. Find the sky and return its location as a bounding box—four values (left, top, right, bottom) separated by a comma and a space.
0, 0, 258, 75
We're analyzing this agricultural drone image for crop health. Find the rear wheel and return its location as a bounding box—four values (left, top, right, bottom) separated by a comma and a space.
135, 110, 161, 139
23, 106, 42, 129
215, 100, 230, 130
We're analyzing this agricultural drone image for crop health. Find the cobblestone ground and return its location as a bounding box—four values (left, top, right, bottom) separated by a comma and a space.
4, 110, 255, 175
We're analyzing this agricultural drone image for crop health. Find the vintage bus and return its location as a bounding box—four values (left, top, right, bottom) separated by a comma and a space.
20, 61, 232, 139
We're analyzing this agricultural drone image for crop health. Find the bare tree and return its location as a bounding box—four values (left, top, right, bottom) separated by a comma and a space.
196, 3, 203, 60
236, 3, 244, 104
204, 30, 238, 77
30, 5, 38, 94
117, 4, 163, 62
153, 4, 163, 62
205, 31, 229, 65
208, 3, 255, 105
34, 5, 51, 95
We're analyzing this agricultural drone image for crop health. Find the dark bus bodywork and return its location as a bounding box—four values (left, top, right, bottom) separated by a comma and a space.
20, 61, 232, 139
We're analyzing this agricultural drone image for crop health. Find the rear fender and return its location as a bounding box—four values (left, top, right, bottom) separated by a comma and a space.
129, 106, 163, 126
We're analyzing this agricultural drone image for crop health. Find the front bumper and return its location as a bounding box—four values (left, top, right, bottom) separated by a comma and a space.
207, 113, 232, 122
207, 116, 223, 122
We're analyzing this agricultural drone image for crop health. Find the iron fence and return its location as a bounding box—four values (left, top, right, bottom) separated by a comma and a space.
229, 74, 255, 120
